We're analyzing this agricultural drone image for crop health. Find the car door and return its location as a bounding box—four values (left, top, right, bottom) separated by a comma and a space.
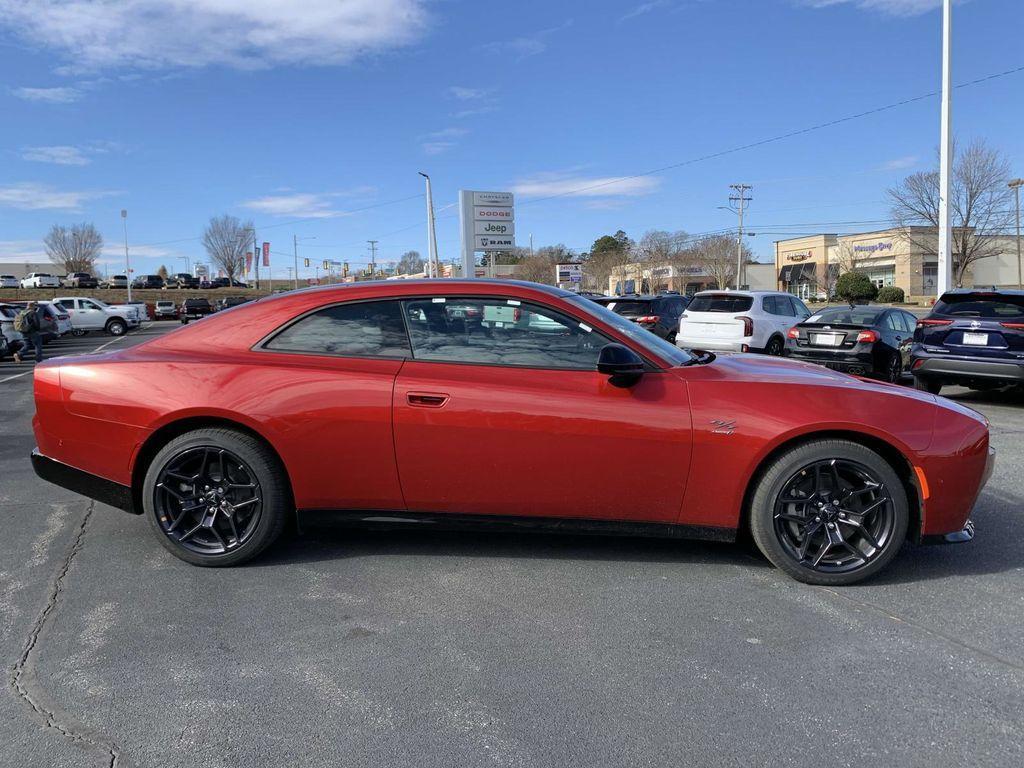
77, 298, 109, 330
392, 295, 692, 523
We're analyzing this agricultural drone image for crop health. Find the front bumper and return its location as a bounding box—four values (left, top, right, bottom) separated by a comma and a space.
31, 449, 134, 513
922, 519, 975, 545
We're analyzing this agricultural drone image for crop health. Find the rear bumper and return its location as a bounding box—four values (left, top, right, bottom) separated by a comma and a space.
913, 353, 1024, 383
784, 348, 875, 374
31, 449, 135, 513
677, 337, 746, 353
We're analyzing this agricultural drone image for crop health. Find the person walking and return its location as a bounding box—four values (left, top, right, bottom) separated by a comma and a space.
12, 302, 46, 364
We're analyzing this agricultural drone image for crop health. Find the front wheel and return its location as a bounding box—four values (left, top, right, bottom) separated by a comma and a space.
106, 318, 126, 336
883, 352, 902, 384
749, 439, 909, 585
143, 428, 289, 566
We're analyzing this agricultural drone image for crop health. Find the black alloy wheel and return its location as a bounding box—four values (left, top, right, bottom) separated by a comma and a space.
765, 336, 784, 356
750, 439, 908, 585
884, 352, 902, 384
143, 428, 288, 566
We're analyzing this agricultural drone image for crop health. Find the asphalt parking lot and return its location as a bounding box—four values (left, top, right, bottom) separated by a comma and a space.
2, 322, 1022, 768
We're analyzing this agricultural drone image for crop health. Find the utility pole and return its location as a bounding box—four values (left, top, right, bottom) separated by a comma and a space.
293, 235, 299, 290
728, 184, 752, 289
937, 0, 953, 296
1011, 179, 1024, 290
419, 173, 439, 278
367, 240, 378, 280
121, 209, 132, 302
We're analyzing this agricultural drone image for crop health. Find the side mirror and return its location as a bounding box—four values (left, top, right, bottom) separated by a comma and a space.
597, 343, 645, 387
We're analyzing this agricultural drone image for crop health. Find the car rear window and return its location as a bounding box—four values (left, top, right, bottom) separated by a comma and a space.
805, 308, 883, 325
932, 293, 1024, 318
687, 294, 753, 313
603, 300, 652, 316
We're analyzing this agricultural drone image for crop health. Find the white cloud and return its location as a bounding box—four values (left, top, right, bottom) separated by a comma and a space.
0, 182, 115, 211
511, 172, 661, 199
241, 192, 341, 219
420, 127, 468, 155
20, 145, 91, 165
0, 240, 47, 263
799, 0, 943, 16
11, 86, 81, 103
880, 155, 919, 170
620, 1, 673, 23
447, 86, 491, 101
480, 21, 572, 59
0, 1, 430, 71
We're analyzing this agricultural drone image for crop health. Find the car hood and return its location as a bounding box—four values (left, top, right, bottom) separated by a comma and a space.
683, 351, 939, 403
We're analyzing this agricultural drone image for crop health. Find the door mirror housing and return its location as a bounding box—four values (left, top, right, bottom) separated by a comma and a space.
597, 343, 645, 387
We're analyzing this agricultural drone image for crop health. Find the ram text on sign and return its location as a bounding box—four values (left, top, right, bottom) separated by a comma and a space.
474, 220, 515, 236
475, 235, 515, 250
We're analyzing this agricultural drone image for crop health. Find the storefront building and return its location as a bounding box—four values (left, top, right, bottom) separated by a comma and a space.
776, 228, 1024, 303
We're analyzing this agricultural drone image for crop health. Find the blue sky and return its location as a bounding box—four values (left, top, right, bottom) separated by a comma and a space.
1, 0, 1022, 278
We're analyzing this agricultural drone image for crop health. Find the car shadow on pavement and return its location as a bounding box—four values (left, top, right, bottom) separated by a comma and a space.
259, 521, 769, 572
943, 386, 1024, 408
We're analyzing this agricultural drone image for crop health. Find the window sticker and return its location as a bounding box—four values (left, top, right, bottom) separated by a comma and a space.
579, 323, 593, 333
507, 299, 521, 306
432, 297, 446, 303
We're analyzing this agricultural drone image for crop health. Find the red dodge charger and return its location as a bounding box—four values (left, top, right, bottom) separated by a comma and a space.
31, 280, 993, 584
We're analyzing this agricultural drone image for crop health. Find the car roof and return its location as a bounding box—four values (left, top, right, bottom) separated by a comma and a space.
939, 288, 1024, 297
693, 289, 788, 297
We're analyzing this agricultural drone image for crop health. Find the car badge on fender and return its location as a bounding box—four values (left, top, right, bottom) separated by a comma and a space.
711, 419, 736, 435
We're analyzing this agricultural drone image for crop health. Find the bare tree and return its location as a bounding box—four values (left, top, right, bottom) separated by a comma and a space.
889, 139, 1014, 287
689, 234, 752, 289
44, 222, 103, 274
515, 244, 574, 285
202, 215, 253, 285
396, 250, 424, 275
157, 264, 169, 281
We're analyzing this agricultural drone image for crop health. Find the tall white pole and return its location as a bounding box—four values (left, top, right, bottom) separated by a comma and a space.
937, 0, 953, 295
293, 234, 299, 290
420, 172, 439, 278
121, 209, 132, 302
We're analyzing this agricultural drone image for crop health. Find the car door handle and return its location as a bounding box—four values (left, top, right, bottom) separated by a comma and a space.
407, 392, 450, 408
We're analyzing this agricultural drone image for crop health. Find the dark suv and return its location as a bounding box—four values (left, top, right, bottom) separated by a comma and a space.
167, 273, 199, 289
591, 293, 690, 343
912, 289, 1024, 394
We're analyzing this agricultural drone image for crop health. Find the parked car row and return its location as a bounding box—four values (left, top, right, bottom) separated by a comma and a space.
3, 271, 248, 290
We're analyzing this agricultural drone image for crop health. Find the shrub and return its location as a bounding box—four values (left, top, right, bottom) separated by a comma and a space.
876, 286, 905, 304
835, 271, 878, 303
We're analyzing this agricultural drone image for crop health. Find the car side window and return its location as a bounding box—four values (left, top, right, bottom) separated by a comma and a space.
81, 299, 101, 311
885, 313, 902, 331
901, 313, 917, 334
264, 300, 410, 358
403, 297, 610, 369
791, 297, 810, 317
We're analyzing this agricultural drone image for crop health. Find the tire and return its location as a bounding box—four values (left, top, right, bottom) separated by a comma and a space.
882, 352, 902, 384
72, 329, 87, 337
666, 332, 677, 345
749, 439, 909, 586
765, 335, 784, 356
143, 428, 289, 567
913, 375, 942, 395
106, 318, 127, 336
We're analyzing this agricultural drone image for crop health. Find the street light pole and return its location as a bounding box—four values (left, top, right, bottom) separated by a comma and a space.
121, 209, 132, 302
937, 0, 954, 296
728, 184, 752, 289
419, 172, 439, 278
1010, 179, 1024, 290
177, 255, 191, 276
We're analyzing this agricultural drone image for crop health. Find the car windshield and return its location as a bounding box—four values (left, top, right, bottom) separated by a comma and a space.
687, 294, 754, 312
804, 308, 883, 326
566, 296, 695, 366
933, 293, 1024, 318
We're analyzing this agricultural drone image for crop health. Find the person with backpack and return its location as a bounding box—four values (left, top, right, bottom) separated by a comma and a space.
12, 302, 46, 364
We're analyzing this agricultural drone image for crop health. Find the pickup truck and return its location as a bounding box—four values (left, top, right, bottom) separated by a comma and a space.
180, 297, 214, 324
52, 296, 140, 336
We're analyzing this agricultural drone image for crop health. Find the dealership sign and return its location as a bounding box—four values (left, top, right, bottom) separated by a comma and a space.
556, 263, 582, 283
460, 189, 516, 277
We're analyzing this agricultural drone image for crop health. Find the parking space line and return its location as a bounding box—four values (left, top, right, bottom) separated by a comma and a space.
0, 370, 33, 383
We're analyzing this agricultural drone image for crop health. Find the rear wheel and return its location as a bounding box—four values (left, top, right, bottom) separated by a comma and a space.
143, 428, 288, 566
765, 336, 784, 356
750, 439, 909, 585
913, 375, 942, 394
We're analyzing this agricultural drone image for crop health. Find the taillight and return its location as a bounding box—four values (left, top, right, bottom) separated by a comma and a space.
736, 316, 753, 336
917, 319, 952, 328
912, 359, 925, 370
635, 315, 660, 324
856, 330, 879, 343
786, 327, 800, 339
999, 322, 1024, 330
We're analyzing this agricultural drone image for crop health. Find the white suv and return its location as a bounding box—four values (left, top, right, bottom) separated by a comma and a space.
53, 296, 140, 336
676, 290, 811, 355
21, 272, 60, 289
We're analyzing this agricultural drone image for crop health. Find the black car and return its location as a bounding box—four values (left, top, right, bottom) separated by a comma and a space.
179, 297, 214, 324
591, 293, 690, 342
216, 295, 252, 311
211, 277, 248, 289
783, 304, 917, 383
911, 289, 1024, 394
132, 274, 165, 289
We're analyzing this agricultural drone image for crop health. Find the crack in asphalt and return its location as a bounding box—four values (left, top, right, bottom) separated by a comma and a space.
8, 501, 124, 768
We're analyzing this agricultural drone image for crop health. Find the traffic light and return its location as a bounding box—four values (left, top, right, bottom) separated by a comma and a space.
323, 260, 329, 270
304, 258, 310, 267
